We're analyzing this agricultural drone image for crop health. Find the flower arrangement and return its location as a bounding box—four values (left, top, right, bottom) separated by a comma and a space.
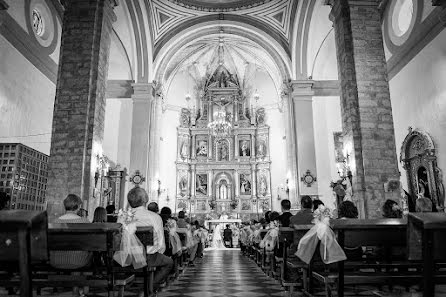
209, 200, 217, 210
117, 208, 136, 225
230, 200, 238, 210
312, 205, 333, 224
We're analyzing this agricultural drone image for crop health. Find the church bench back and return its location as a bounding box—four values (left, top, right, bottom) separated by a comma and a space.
48, 223, 122, 251
332, 219, 407, 249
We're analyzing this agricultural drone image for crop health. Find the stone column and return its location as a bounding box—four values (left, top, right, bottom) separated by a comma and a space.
235, 171, 240, 197
191, 134, 196, 159
291, 80, 318, 197
328, 0, 400, 218
251, 133, 256, 159
129, 83, 153, 192
46, 0, 117, 220
148, 95, 162, 200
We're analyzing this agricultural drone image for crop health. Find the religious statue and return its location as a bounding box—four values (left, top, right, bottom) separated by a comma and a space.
180, 109, 190, 127
180, 141, 189, 159
240, 140, 250, 157
256, 108, 266, 126
219, 182, 228, 200
259, 176, 267, 196
257, 141, 266, 157
179, 177, 187, 197
197, 140, 208, 156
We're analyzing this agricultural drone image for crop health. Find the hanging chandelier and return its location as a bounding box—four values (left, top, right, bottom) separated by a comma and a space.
208, 108, 232, 138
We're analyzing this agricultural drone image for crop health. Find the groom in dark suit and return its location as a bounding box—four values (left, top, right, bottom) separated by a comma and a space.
223, 224, 233, 248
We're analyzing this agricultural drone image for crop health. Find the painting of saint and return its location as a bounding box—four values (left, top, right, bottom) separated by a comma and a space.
196, 174, 208, 195
196, 140, 208, 157
239, 140, 250, 157
240, 174, 251, 195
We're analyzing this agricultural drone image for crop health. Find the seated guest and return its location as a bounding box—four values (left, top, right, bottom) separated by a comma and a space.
382, 199, 403, 218
106, 204, 117, 223
337, 201, 362, 260
77, 208, 88, 218
290, 196, 314, 227
177, 211, 187, 228
416, 196, 433, 212
148, 202, 159, 213
312, 199, 324, 211
278, 199, 293, 227
50, 194, 91, 269
338, 201, 358, 219
93, 207, 107, 223
127, 187, 173, 289
160, 206, 172, 226
264, 210, 271, 225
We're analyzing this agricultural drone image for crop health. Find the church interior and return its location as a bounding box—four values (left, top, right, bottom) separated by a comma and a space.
1, 0, 446, 296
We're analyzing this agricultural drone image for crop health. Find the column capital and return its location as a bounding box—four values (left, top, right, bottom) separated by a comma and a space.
290, 80, 315, 98
132, 83, 155, 103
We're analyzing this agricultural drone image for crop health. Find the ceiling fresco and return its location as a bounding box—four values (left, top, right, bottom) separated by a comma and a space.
148, 0, 298, 56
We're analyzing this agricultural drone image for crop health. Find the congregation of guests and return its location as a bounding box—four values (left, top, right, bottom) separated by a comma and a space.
49, 187, 208, 294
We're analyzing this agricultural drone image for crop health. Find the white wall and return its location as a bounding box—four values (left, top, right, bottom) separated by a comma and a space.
313, 96, 342, 208
389, 30, 446, 191
0, 35, 54, 154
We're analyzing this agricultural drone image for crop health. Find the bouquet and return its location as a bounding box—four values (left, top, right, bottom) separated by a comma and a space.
113, 209, 147, 269
296, 205, 346, 264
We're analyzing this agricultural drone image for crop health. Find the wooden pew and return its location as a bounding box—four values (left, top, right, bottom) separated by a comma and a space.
309, 218, 412, 297
45, 223, 134, 297
408, 213, 446, 297
0, 210, 48, 297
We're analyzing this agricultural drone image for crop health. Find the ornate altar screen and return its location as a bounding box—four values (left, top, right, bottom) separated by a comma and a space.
175, 66, 272, 221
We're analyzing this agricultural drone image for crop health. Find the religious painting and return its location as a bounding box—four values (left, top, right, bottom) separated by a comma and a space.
177, 200, 187, 212
239, 173, 251, 195
241, 200, 251, 211
217, 139, 229, 161
196, 200, 207, 211
196, 174, 208, 196
239, 140, 250, 157
179, 108, 191, 127
196, 140, 208, 157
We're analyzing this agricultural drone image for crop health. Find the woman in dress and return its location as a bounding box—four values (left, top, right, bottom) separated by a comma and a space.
211, 224, 225, 249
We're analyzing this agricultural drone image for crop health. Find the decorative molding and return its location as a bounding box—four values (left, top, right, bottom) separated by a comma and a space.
387, 5, 446, 79
0, 12, 57, 83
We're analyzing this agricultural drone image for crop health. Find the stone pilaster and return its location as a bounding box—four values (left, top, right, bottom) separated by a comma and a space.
148, 94, 162, 200
129, 83, 153, 192
283, 90, 299, 206
290, 80, 318, 197
46, 0, 117, 220
329, 0, 400, 218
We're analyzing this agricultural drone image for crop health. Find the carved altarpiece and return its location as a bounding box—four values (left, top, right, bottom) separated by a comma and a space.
175, 67, 272, 219
400, 128, 445, 212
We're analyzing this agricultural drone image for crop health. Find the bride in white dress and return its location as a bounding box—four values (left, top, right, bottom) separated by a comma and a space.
211, 223, 225, 249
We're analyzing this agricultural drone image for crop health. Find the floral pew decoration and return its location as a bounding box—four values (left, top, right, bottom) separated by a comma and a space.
296, 205, 346, 264
113, 209, 147, 269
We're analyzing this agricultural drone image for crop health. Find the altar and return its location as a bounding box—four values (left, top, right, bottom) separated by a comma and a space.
204, 219, 242, 231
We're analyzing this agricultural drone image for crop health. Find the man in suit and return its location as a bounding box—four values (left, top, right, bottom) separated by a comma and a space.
290, 196, 314, 227
223, 224, 233, 248
277, 199, 293, 227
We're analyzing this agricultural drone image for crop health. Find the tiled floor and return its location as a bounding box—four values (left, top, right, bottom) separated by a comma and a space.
158, 249, 289, 297
3, 250, 446, 296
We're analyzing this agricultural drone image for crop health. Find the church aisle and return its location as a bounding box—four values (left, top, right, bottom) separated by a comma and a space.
158, 249, 289, 297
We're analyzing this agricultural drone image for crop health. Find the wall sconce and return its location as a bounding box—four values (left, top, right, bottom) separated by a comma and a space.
157, 180, 167, 197
336, 153, 352, 182
94, 154, 110, 187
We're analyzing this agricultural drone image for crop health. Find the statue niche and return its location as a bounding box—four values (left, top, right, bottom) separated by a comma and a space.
400, 127, 445, 212
216, 139, 230, 161
215, 173, 233, 201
